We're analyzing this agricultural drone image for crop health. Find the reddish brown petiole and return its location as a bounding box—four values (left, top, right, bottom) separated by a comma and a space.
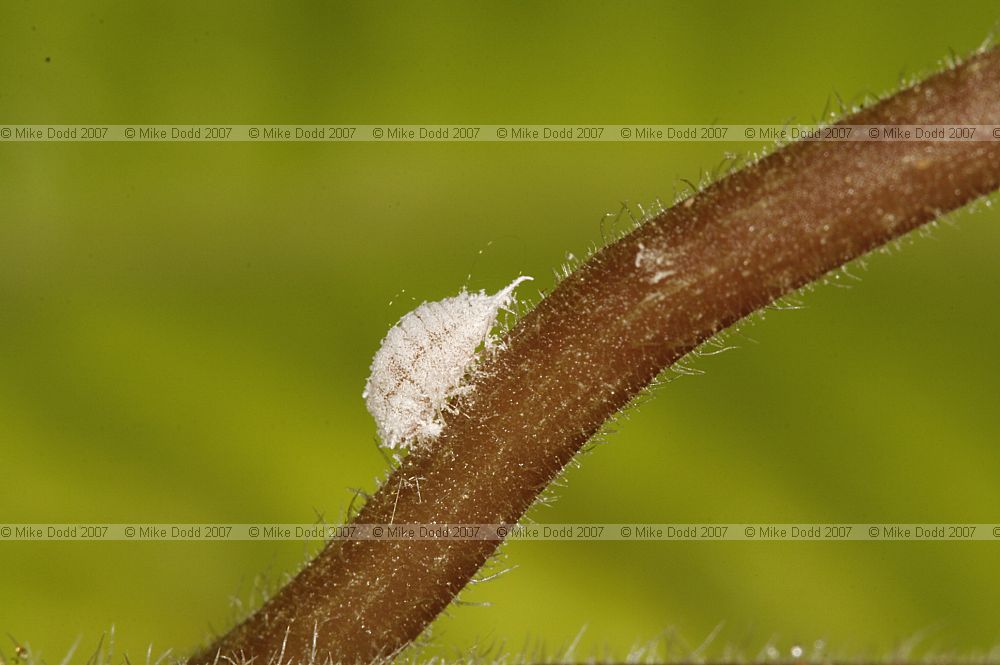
191, 47, 1000, 665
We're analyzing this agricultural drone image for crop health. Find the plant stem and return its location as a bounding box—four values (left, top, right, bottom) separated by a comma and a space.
190, 47, 1000, 665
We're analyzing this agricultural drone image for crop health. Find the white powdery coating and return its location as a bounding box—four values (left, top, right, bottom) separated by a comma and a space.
634, 241, 677, 284
363, 276, 533, 450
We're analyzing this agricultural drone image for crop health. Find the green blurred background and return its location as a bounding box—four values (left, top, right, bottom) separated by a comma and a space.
2, 1, 1000, 661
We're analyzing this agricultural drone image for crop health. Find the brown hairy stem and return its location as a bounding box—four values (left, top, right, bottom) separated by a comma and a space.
191, 48, 1000, 664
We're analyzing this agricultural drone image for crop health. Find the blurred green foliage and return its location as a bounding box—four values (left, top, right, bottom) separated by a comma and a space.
2, 1, 1000, 660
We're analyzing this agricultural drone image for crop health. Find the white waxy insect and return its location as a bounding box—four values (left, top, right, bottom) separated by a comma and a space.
363, 275, 533, 450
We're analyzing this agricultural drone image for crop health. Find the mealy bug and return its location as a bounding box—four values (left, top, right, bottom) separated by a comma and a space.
363, 275, 533, 450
